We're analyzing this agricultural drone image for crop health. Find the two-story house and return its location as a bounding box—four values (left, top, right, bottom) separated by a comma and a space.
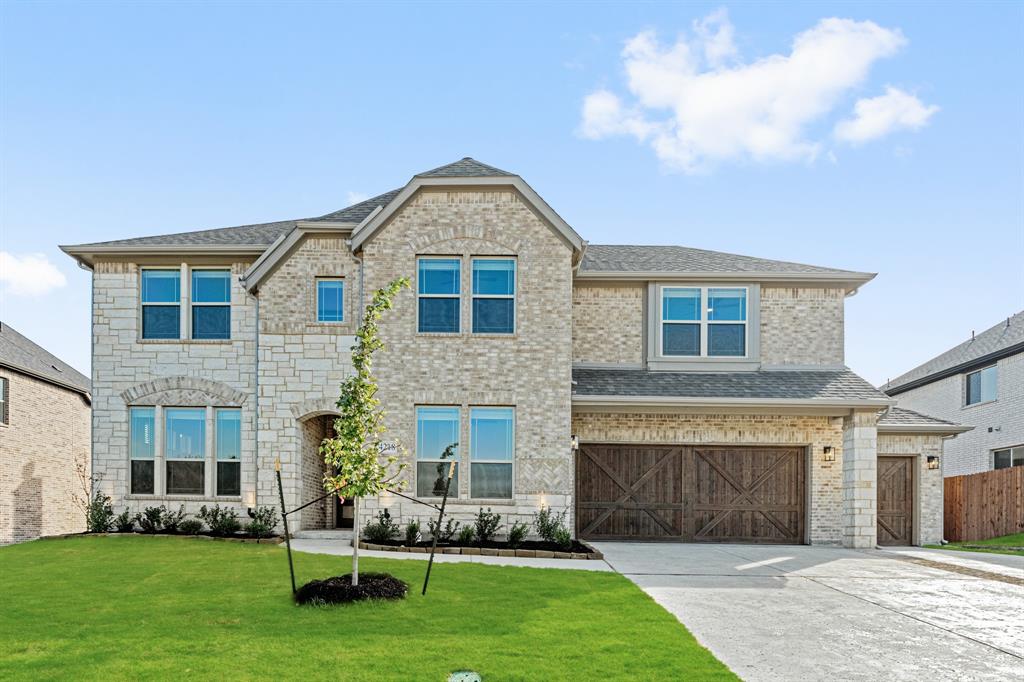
61, 158, 967, 548
884, 312, 1022, 476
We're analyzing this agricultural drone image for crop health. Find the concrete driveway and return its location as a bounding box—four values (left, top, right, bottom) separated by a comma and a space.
594, 543, 1024, 682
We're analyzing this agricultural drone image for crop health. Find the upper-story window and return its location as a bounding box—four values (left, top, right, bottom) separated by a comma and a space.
965, 365, 997, 406
416, 406, 460, 497
316, 278, 345, 323
661, 286, 748, 357
472, 259, 515, 334
418, 258, 461, 333
0, 376, 9, 425
191, 269, 231, 340
141, 269, 181, 339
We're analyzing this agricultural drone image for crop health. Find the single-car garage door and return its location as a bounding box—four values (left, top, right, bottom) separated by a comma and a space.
576, 444, 805, 543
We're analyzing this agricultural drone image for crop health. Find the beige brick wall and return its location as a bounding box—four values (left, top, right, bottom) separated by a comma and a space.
356, 188, 575, 530
572, 284, 644, 365
0, 369, 90, 544
570, 411, 847, 544
877, 433, 944, 545
760, 287, 845, 366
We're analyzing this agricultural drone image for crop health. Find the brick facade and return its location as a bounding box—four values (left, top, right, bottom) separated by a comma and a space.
0, 369, 90, 544
572, 284, 644, 365
759, 286, 845, 366
877, 433, 945, 545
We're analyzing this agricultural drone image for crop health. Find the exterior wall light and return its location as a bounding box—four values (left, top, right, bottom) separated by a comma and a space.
927, 455, 940, 470
823, 446, 835, 462
570, 435, 579, 452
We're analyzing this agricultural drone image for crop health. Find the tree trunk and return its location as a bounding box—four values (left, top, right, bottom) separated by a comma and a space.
351, 496, 360, 586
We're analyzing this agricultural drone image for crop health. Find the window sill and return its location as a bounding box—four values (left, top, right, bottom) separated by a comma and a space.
648, 358, 760, 372
415, 332, 517, 339
126, 495, 243, 502
963, 399, 997, 410
138, 339, 233, 345
416, 497, 517, 506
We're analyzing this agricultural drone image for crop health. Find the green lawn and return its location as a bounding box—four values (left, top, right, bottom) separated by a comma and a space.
0, 536, 734, 681
926, 532, 1024, 557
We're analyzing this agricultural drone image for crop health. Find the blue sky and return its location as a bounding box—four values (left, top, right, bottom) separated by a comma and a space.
1, 1, 1021, 385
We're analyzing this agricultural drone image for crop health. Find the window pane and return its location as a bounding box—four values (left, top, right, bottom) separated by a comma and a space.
418, 259, 460, 295
142, 306, 180, 339
994, 449, 1011, 469
131, 461, 154, 495
708, 323, 746, 356
166, 461, 204, 495
662, 288, 700, 321
472, 259, 515, 295
217, 461, 241, 496
1013, 447, 1024, 467
416, 461, 459, 497
980, 366, 998, 402
416, 407, 459, 460
130, 407, 155, 459
966, 371, 981, 405
191, 270, 231, 303
192, 306, 230, 340
471, 463, 512, 499
708, 288, 747, 321
216, 409, 241, 460
663, 323, 700, 355
418, 298, 459, 333
316, 280, 345, 322
472, 298, 514, 334
141, 270, 180, 303
165, 408, 205, 459
471, 408, 513, 461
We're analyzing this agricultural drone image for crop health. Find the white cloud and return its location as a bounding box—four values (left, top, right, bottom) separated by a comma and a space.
834, 86, 939, 143
0, 252, 68, 296
346, 191, 370, 205
580, 11, 930, 172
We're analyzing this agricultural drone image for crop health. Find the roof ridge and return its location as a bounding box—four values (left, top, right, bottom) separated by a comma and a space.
415, 157, 515, 178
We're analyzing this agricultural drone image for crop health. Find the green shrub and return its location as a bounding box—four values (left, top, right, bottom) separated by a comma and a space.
533, 505, 569, 543
179, 518, 204, 535
507, 520, 529, 548
427, 517, 459, 543
456, 524, 476, 545
473, 508, 503, 544
86, 491, 114, 533
112, 508, 136, 533
138, 506, 167, 533
552, 526, 573, 552
244, 506, 279, 538
404, 520, 421, 545
363, 509, 400, 543
162, 505, 187, 533
197, 505, 241, 536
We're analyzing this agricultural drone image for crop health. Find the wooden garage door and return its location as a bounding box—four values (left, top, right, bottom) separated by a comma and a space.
577, 444, 805, 543
877, 456, 914, 546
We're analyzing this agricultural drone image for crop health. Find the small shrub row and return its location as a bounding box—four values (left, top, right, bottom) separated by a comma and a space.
88, 501, 278, 538
368, 505, 574, 551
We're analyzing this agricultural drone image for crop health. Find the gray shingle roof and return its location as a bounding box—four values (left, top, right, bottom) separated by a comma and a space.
416, 157, 514, 178
877, 406, 957, 428
305, 188, 403, 223
884, 311, 1024, 394
0, 322, 91, 396
572, 368, 888, 402
579, 245, 871, 277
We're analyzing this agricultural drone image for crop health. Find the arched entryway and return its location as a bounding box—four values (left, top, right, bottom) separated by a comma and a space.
296, 411, 353, 530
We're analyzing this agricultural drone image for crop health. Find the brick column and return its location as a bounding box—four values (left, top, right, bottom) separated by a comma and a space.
842, 410, 878, 548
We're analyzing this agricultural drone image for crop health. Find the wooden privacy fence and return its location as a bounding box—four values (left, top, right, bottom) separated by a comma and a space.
944, 466, 1024, 542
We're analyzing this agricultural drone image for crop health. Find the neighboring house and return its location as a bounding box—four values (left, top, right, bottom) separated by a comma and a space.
0, 322, 91, 545
61, 157, 967, 548
883, 311, 1023, 476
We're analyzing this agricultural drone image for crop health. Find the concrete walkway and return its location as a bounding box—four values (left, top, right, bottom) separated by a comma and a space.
594, 542, 1024, 682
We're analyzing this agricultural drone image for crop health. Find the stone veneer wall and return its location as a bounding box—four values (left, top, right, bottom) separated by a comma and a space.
572, 284, 644, 365
356, 189, 575, 531
0, 369, 91, 544
760, 287, 845, 366
877, 433, 945, 545
570, 411, 846, 544
90, 261, 257, 518
842, 410, 878, 548
256, 235, 359, 529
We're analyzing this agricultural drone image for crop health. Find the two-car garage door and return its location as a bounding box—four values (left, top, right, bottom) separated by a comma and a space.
576, 444, 806, 543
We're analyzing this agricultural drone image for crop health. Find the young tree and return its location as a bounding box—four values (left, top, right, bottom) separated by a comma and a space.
320, 277, 410, 586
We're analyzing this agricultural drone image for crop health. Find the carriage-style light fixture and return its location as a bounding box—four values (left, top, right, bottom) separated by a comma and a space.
927, 455, 940, 470
823, 445, 835, 462
570, 435, 579, 452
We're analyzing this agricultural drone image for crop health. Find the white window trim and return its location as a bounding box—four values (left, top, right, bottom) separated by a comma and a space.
658, 285, 750, 359
214, 407, 242, 496
129, 406, 156, 494
416, 256, 462, 334
471, 257, 517, 335
140, 266, 183, 340
469, 406, 515, 500
190, 268, 232, 340
964, 365, 998, 407
314, 277, 346, 324
0, 376, 8, 426
163, 406, 208, 496
415, 405, 461, 499
992, 444, 1024, 470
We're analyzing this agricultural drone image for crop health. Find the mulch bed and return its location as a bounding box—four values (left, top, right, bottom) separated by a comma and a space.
295, 573, 409, 605
360, 538, 603, 560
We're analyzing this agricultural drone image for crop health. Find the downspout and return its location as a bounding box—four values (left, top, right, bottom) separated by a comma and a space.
252, 289, 260, 509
